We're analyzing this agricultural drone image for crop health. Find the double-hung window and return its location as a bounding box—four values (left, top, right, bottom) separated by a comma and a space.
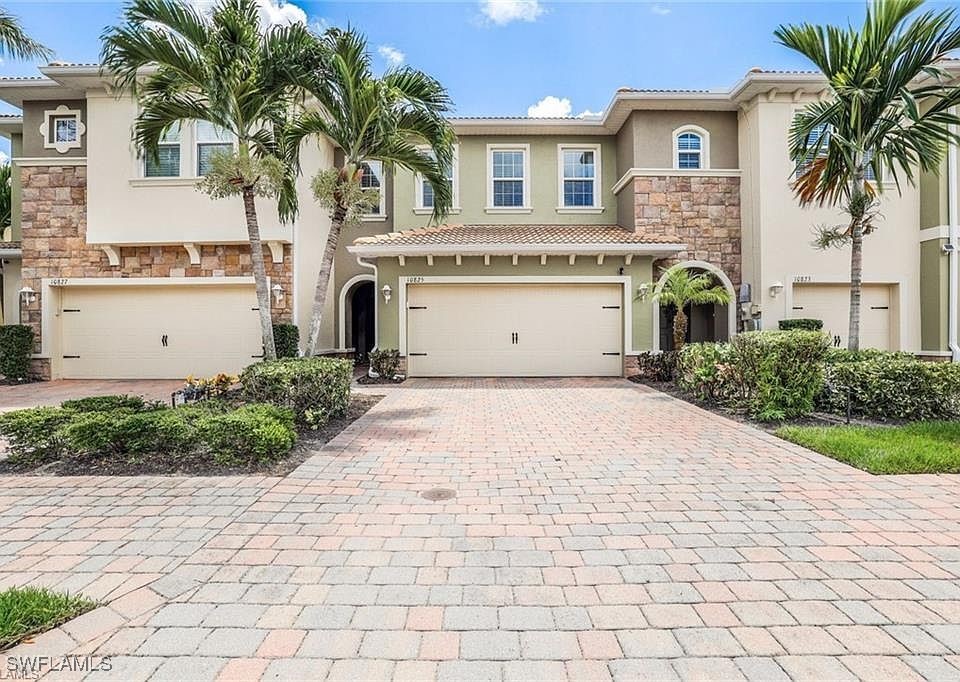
196, 121, 234, 176
144, 124, 182, 178
416, 146, 458, 212
488, 145, 529, 210
558, 145, 601, 210
360, 160, 385, 217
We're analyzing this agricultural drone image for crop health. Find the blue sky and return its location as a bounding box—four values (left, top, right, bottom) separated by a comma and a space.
2, 0, 959, 121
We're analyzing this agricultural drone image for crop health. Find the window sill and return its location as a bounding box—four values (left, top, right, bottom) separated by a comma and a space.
361, 215, 388, 222
413, 207, 462, 215
484, 207, 533, 214
129, 177, 200, 188
556, 206, 605, 214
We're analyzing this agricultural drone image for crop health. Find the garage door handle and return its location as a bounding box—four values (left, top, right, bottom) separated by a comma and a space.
161, 334, 168, 347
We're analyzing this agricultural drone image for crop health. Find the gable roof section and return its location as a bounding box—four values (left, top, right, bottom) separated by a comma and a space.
349, 224, 685, 257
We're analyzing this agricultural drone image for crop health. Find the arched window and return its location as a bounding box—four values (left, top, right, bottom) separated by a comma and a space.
673, 126, 710, 170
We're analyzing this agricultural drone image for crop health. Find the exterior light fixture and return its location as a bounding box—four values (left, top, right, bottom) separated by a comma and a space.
637, 283, 650, 301
19, 286, 36, 305
381, 284, 392, 304
769, 281, 784, 298
271, 283, 284, 304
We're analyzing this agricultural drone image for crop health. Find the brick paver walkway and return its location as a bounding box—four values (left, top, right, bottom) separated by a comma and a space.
0, 380, 182, 412
2, 379, 960, 680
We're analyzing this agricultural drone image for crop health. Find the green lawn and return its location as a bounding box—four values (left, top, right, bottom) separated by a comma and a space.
776, 421, 960, 475
0, 586, 97, 651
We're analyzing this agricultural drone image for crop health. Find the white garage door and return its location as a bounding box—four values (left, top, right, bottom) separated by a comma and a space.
60, 284, 262, 379
791, 284, 893, 350
406, 284, 623, 377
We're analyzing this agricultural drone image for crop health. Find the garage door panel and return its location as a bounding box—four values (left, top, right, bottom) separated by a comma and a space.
407, 283, 622, 377
791, 284, 892, 351
60, 285, 261, 379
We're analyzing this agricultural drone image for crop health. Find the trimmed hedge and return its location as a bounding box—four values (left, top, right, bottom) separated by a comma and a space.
0, 398, 297, 465
0, 325, 34, 381
633, 351, 678, 382
778, 318, 823, 331
273, 323, 300, 358
241, 357, 352, 428
819, 356, 960, 421
370, 349, 401, 379
676, 330, 830, 421
61, 394, 151, 412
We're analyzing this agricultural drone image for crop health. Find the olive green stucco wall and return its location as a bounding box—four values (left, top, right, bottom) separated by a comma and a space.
22, 100, 87, 158
623, 110, 739, 169
919, 157, 948, 231
920, 239, 948, 352
391, 135, 620, 231
374, 255, 655, 354
9, 133, 21, 240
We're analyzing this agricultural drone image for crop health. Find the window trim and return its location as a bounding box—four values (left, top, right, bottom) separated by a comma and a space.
360, 159, 387, 221
672, 124, 710, 171
40, 105, 85, 154
556, 143, 604, 213
486, 143, 532, 214
414, 144, 460, 215
141, 123, 184, 179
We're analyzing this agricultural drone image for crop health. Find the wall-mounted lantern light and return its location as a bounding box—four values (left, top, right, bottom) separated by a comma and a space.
381, 284, 392, 304
271, 283, 284, 304
769, 281, 784, 299
636, 282, 650, 301
19, 286, 36, 305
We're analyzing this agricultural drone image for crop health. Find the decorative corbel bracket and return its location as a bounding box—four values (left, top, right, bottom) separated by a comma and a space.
100, 245, 120, 266
183, 243, 201, 265
266, 240, 284, 264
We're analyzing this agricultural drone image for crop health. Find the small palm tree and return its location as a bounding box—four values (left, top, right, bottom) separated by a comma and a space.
776, 0, 960, 351
654, 266, 732, 351
101, 0, 318, 359
0, 7, 51, 61
285, 28, 456, 356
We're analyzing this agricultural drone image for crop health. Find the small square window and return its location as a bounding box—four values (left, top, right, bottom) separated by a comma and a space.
41, 105, 84, 154
53, 117, 77, 144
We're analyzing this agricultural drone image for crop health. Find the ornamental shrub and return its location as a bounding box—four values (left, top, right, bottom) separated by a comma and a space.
370, 348, 401, 379
0, 407, 74, 460
241, 357, 352, 428
0, 325, 34, 381
61, 394, 150, 412
823, 347, 914, 364
675, 342, 740, 404
273, 324, 300, 358
778, 318, 823, 331
197, 404, 296, 464
633, 351, 678, 382
819, 357, 960, 421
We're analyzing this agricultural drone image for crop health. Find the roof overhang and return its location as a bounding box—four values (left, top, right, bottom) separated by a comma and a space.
348, 242, 686, 259
729, 71, 829, 103
0, 79, 86, 107
0, 116, 23, 138
0, 246, 22, 258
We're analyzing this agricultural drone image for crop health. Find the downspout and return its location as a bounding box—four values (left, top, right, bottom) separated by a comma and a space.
356, 256, 378, 351
948, 111, 960, 362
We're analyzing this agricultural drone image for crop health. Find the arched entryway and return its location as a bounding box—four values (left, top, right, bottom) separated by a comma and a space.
339, 275, 376, 364
653, 260, 737, 351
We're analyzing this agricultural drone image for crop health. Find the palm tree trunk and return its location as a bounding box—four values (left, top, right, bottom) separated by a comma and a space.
847, 162, 866, 352
242, 185, 277, 361
304, 205, 346, 356
673, 307, 688, 351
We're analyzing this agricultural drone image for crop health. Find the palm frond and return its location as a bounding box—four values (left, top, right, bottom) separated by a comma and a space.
0, 9, 51, 61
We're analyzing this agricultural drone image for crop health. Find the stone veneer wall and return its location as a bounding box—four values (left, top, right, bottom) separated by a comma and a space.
19, 164, 293, 378
630, 175, 742, 288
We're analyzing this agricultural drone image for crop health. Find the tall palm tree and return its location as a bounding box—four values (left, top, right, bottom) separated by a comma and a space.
0, 7, 51, 61
101, 0, 318, 359
285, 28, 456, 357
654, 266, 732, 352
776, 0, 960, 351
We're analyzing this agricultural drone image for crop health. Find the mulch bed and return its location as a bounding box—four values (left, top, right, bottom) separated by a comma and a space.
0, 394, 383, 477
355, 374, 406, 385
629, 376, 887, 433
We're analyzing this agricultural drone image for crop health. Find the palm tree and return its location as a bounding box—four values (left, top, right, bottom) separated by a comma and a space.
654, 266, 732, 352
0, 7, 51, 61
776, 0, 960, 351
0, 162, 10, 232
101, 0, 318, 359
285, 28, 456, 356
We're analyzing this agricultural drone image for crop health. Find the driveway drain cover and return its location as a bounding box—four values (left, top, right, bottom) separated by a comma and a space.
421, 487, 457, 501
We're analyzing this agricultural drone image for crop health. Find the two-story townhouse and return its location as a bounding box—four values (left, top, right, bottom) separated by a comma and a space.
0, 62, 952, 380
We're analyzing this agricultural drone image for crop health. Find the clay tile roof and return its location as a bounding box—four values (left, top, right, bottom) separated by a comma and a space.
354, 224, 680, 246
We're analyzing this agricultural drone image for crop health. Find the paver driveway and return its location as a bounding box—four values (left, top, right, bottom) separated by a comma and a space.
2, 379, 960, 681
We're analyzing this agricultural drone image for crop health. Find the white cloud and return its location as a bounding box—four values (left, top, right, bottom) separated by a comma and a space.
479, 0, 544, 26
378, 45, 405, 67
650, 3, 671, 15
577, 109, 603, 119
527, 95, 571, 118
309, 17, 331, 34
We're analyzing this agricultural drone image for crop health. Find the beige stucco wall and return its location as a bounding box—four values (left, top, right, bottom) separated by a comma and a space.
391, 135, 620, 231
739, 94, 922, 351
85, 92, 292, 245
621, 111, 739, 170
0, 256, 21, 325
22, 100, 87, 159
374, 255, 655, 354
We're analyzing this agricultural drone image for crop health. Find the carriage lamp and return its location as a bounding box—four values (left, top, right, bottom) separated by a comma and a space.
381, 284, 392, 304
19, 286, 36, 305
636, 283, 650, 301
271, 283, 284, 304
769, 281, 784, 299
